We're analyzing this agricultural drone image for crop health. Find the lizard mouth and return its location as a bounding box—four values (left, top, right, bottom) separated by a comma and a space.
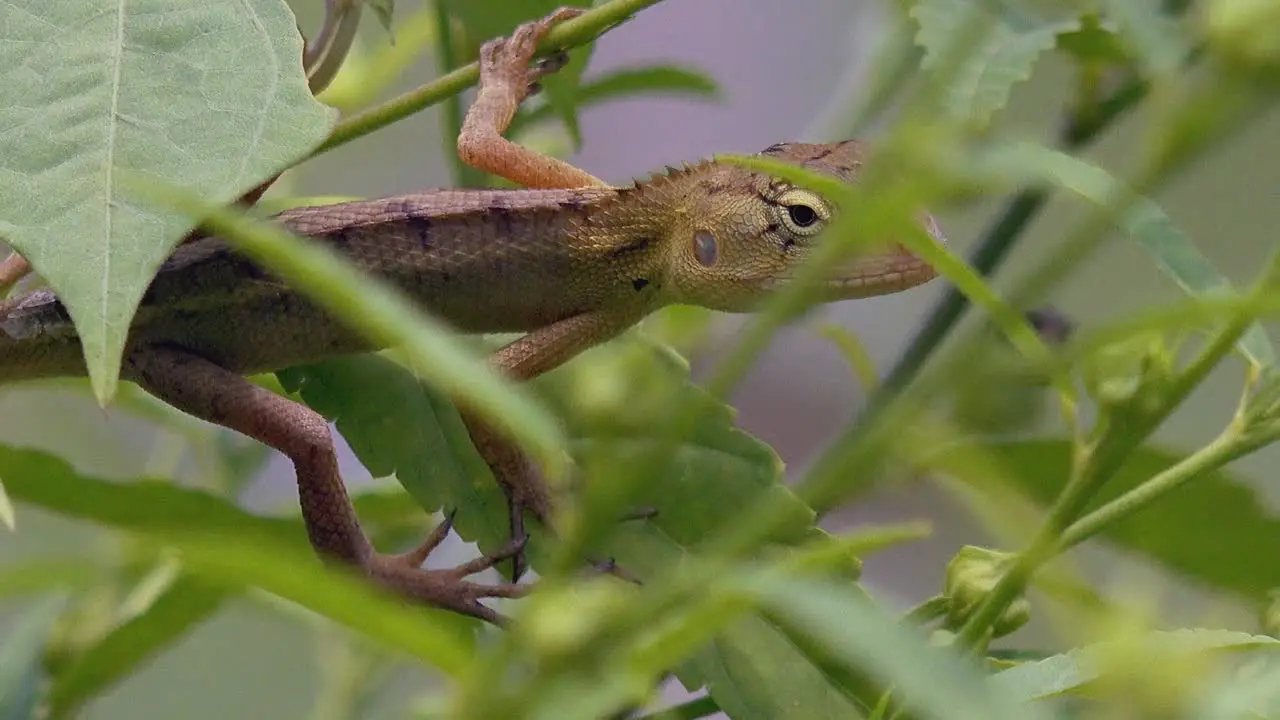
827, 252, 938, 295
769, 213, 945, 299
764, 251, 937, 299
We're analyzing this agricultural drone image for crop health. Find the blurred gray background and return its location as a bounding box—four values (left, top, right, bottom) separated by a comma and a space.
4, 0, 1280, 717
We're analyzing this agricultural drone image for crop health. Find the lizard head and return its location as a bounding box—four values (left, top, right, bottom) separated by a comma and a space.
649, 139, 943, 313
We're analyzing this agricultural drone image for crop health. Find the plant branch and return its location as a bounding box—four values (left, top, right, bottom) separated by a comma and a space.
432, 2, 485, 188
310, 0, 664, 158
954, 218, 1280, 649
1056, 426, 1272, 552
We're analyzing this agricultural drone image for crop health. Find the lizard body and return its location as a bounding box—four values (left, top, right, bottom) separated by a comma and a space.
0, 149, 934, 380
0, 9, 943, 622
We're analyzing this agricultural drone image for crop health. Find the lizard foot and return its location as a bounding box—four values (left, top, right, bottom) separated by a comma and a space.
497, 464, 656, 585
365, 511, 530, 624
478, 7, 584, 103
498, 462, 554, 583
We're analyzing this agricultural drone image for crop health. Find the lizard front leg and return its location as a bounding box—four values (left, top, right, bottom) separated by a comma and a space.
456, 7, 608, 190
468, 308, 646, 580
452, 9, 639, 579
126, 345, 527, 623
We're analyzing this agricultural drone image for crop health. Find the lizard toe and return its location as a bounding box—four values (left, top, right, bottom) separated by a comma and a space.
445, 533, 530, 579
365, 547, 530, 625
480, 8, 582, 95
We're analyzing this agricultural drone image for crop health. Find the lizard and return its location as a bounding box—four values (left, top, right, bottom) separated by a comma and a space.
0, 8, 945, 623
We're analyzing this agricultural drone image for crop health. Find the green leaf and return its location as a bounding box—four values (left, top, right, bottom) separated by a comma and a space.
0, 0, 336, 403
1055, 14, 1129, 63
1099, 0, 1192, 78
47, 575, 234, 718
677, 613, 865, 719
972, 141, 1276, 368
0, 598, 63, 720
286, 334, 857, 713
548, 340, 874, 716
278, 355, 512, 555
510, 64, 720, 134
990, 629, 1280, 702
911, 0, 1083, 125
534, 336, 814, 552
441, 0, 595, 146
1194, 654, 1280, 720
740, 574, 1049, 720
931, 438, 1280, 602
0, 445, 479, 672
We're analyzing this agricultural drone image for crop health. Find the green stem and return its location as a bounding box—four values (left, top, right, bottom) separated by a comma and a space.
311, 0, 666, 157
954, 285, 1268, 650
306, 0, 364, 95
432, 2, 484, 188
1057, 424, 1277, 551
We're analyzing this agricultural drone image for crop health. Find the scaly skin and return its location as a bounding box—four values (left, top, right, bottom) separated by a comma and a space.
0, 143, 938, 379
0, 8, 943, 622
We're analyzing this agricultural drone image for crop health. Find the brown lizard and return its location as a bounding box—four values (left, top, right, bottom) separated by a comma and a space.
0, 8, 944, 623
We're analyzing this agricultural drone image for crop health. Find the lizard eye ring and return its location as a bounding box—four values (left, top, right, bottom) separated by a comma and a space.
775, 189, 829, 236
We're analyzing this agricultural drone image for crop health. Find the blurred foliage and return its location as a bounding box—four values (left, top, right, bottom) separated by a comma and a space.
4, 0, 1280, 718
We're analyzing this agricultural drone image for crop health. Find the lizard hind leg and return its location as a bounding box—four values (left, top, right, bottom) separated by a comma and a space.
125, 346, 526, 624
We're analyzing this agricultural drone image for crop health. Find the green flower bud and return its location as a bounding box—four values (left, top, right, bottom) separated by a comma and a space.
1205, 0, 1280, 75
943, 546, 1030, 638
1082, 333, 1174, 411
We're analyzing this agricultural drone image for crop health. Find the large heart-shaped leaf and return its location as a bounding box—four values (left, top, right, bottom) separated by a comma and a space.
931, 438, 1280, 602
0, 0, 335, 402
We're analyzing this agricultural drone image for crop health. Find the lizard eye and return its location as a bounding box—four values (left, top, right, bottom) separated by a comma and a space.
775, 188, 830, 236
787, 204, 819, 228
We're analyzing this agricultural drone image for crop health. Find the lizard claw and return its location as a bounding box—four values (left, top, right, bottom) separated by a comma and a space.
366, 516, 531, 625
478, 7, 584, 103
501, 480, 543, 582
621, 506, 659, 522
587, 556, 644, 585
532, 50, 572, 79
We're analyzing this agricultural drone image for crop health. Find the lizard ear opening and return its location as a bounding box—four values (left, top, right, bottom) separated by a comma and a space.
693, 230, 719, 267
